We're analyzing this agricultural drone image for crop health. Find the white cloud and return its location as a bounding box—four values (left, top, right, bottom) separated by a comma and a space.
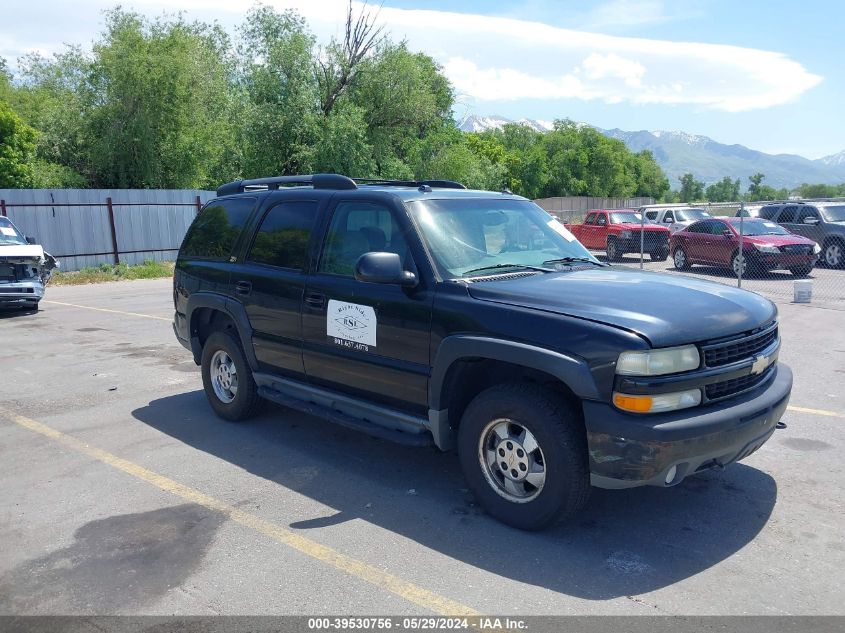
13, 0, 822, 113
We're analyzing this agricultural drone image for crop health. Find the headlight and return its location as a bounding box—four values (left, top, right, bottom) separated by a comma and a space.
620, 230, 632, 239
616, 345, 700, 376
613, 389, 702, 414
813, 242, 821, 254
753, 243, 779, 254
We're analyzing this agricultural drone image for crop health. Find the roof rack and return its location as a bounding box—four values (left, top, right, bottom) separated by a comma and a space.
216, 174, 358, 197
354, 178, 467, 190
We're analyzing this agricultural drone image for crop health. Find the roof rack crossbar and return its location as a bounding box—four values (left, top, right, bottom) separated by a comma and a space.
353, 178, 467, 190
216, 173, 358, 196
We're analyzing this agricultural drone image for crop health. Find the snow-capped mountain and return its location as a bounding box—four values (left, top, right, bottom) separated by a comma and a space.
819, 150, 845, 167
456, 114, 845, 189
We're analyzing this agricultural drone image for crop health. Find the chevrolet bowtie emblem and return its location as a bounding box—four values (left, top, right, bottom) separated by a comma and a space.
750, 354, 771, 375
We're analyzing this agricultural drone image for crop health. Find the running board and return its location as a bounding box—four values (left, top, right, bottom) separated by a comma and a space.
253, 373, 433, 448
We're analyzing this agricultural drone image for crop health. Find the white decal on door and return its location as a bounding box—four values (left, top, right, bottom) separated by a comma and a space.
327, 300, 377, 349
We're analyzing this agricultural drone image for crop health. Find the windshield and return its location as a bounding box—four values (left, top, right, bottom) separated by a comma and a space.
609, 211, 642, 224
820, 205, 845, 222
407, 198, 599, 278
0, 218, 27, 245
675, 209, 710, 222
729, 219, 790, 236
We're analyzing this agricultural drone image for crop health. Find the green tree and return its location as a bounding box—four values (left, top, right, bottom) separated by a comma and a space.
705, 176, 741, 202
679, 172, 704, 202
0, 101, 38, 187
238, 5, 319, 177
746, 172, 766, 200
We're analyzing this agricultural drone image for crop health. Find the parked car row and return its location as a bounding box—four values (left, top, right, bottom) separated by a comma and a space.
564, 201, 841, 277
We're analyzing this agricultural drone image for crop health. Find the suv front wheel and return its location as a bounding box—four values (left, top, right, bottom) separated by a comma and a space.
457, 383, 591, 530
201, 330, 263, 421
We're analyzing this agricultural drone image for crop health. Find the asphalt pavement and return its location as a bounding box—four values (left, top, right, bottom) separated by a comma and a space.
0, 277, 843, 616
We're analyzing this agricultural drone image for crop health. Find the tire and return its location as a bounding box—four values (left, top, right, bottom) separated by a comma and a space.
823, 240, 844, 269
673, 248, 690, 270
650, 248, 669, 262
606, 238, 623, 262
201, 330, 263, 421
789, 264, 813, 277
457, 383, 591, 531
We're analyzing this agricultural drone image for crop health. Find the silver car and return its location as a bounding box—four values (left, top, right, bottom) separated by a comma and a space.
643, 206, 712, 234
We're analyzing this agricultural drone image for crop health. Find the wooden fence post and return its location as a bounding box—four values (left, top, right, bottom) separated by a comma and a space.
0, 199, 6, 217
106, 196, 120, 264
195, 195, 202, 216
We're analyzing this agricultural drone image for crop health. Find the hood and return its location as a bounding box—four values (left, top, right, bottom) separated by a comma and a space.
742, 234, 816, 246
0, 244, 45, 260
619, 222, 669, 232
465, 267, 776, 348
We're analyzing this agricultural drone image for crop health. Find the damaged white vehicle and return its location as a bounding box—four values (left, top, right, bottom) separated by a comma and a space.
0, 216, 59, 310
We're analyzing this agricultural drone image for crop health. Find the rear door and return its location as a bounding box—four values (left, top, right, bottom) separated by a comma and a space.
229, 199, 321, 377
578, 212, 597, 248
301, 197, 434, 413
788, 206, 823, 243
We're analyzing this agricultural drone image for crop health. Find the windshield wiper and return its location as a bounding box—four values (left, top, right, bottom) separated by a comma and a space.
462, 263, 554, 276
542, 257, 606, 267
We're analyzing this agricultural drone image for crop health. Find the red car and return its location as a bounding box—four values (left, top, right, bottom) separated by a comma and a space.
671, 217, 820, 277
566, 209, 670, 261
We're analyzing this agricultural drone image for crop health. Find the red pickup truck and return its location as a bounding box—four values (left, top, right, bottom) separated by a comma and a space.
566, 209, 671, 261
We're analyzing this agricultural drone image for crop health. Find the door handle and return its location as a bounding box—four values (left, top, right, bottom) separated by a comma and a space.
305, 292, 326, 309
235, 280, 252, 295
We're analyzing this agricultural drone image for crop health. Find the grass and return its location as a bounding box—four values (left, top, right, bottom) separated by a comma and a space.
51, 260, 175, 286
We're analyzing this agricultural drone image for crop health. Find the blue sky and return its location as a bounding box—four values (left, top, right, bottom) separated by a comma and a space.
2, 0, 842, 159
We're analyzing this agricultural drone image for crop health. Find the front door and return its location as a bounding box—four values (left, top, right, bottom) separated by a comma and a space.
301, 198, 434, 413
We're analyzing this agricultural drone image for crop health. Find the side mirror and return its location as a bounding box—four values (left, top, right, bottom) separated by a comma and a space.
803, 216, 819, 225
355, 252, 417, 287
25, 236, 37, 245
722, 229, 733, 238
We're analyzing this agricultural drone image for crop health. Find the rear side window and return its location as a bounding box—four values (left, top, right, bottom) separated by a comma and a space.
778, 206, 798, 223
181, 198, 256, 259
759, 205, 780, 220
248, 201, 318, 270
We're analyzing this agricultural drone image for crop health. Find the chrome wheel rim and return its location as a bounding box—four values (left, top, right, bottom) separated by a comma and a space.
674, 249, 686, 269
210, 349, 238, 403
607, 242, 616, 260
826, 243, 842, 267
478, 419, 546, 503
732, 254, 746, 276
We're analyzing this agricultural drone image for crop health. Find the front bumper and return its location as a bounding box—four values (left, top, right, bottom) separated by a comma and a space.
754, 252, 818, 270
618, 235, 669, 253
0, 280, 45, 305
584, 363, 792, 488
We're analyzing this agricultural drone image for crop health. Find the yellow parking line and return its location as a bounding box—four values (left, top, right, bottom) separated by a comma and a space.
43, 300, 170, 322
787, 405, 844, 419
0, 408, 478, 617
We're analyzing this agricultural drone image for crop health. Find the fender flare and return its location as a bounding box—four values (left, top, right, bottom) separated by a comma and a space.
186, 293, 258, 370
426, 336, 600, 450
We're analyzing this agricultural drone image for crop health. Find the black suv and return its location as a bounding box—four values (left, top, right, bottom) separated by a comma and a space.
738, 201, 845, 268
174, 174, 792, 530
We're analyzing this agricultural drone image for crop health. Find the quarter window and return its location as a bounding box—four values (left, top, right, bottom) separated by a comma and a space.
248, 201, 318, 270
181, 198, 256, 259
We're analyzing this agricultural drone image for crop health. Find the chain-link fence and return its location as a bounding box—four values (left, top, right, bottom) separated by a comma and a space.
566, 200, 845, 310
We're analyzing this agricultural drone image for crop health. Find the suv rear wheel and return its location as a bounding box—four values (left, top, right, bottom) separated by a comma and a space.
457, 383, 590, 530
201, 330, 263, 421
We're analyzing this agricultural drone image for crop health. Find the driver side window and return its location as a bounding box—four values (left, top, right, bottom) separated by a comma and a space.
319, 202, 411, 277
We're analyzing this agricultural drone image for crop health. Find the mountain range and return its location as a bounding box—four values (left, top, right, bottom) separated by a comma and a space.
457, 115, 845, 190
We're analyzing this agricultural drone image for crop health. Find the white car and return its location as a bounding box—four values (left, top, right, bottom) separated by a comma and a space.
642, 206, 712, 234
0, 216, 59, 310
